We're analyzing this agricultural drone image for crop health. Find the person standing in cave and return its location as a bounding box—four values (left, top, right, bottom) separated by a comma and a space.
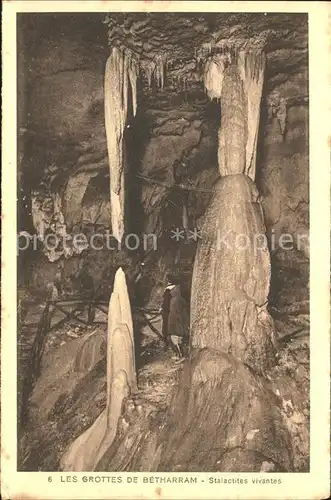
161, 275, 189, 360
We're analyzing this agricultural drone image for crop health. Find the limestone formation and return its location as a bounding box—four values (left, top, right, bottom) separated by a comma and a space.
74, 330, 106, 374
152, 349, 293, 472
218, 64, 247, 176
60, 267, 137, 471
192, 49, 275, 374
190, 175, 276, 373
104, 47, 139, 242
107, 267, 136, 396
107, 325, 136, 422
64, 172, 99, 229
204, 49, 266, 179
31, 191, 72, 261
59, 370, 130, 471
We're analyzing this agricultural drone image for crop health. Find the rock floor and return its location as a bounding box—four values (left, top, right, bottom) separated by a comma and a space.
18, 269, 310, 472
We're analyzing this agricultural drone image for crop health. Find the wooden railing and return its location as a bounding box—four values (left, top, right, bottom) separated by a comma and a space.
18, 298, 164, 430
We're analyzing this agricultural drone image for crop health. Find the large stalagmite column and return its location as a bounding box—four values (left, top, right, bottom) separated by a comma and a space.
142, 49, 287, 473
107, 267, 137, 409
191, 49, 275, 373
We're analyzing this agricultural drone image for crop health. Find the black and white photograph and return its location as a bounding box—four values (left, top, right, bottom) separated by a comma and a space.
1, 2, 330, 499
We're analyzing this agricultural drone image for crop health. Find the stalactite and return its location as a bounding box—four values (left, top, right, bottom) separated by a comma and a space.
141, 54, 167, 90
104, 48, 124, 241
128, 55, 138, 116
104, 47, 139, 242
183, 75, 189, 92
203, 52, 232, 100
196, 40, 217, 68
123, 52, 129, 125
203, 48, 265, 181
204, 41, 213, 57
237, 49, 266, 181
277, 98, 288, 137
154, 54, 166, 90
218, 64, 247, 176
155, 57, 161, 89
182, 200, 189, 239
142, 59, 155, 88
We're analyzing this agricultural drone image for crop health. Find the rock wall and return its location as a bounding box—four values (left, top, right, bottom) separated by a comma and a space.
260, 104, 309, 255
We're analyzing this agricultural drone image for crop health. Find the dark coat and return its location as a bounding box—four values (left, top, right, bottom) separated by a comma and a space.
162, 285, 189, 340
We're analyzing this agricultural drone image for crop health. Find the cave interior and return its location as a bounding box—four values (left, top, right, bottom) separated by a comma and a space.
17, 12, 309, 474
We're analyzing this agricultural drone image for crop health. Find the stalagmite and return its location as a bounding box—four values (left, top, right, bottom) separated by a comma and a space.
191, 48, 275, 374
103, 269, 136, 455
190, 175, 276, 373
94, 362, 131, 468
107, 267, 136, 396
60, 368, 130, 471
60, 267, 136, 471
107, 324, 136, 415
104, 47, 139, 241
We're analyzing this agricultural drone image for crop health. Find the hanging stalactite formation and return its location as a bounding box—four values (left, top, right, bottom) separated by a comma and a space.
104, 45, 169, 242
140, 54, 168, 90
104, 47, 139, 242
203, 47, 266, 180
237, 50, 266, 180
203, 51, 233, 101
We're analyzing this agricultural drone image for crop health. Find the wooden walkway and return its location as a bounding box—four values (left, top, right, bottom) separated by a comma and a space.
17, 297, 163, 431
18, 298, 108, 431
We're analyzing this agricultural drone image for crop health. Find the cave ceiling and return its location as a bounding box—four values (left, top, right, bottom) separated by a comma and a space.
22, 12, 308, 95
104, 12, 308, 91
19, 12, 308, 189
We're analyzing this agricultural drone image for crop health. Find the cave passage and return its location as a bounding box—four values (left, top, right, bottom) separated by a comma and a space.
17, 12, 309, 474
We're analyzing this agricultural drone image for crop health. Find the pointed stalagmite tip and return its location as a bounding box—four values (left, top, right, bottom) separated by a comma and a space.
115, 266, 125, 280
